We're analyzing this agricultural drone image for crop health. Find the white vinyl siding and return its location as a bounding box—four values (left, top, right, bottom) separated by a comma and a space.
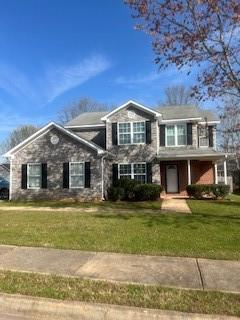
27, 163, 41, 189
118, 122, 145, 145
69, 162, 84, 188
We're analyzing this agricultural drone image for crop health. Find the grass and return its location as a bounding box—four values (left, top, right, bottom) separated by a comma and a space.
0, 195, 239, 260
0, 271, 239, 317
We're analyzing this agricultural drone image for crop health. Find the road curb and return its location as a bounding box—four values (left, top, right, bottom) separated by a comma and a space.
0, 293, 238, 320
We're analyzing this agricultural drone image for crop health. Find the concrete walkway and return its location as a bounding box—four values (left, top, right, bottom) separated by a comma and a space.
161, 198, 191, 213
0, 293, 238, 320
0, 245, 240, 293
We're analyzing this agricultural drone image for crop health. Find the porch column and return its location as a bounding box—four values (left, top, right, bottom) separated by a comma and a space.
224, 159, 227, 185
187, 159, 191, 185
214, 162, 218, 184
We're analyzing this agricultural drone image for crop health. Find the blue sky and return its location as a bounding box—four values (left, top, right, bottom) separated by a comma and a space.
0, 0, 214, 143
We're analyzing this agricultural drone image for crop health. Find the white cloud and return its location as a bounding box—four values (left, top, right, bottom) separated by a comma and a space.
115, 72, 161, 85
44, 55, 111, 103
0, 54, 111, 105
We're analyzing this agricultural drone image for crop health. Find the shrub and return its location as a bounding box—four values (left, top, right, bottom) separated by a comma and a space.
109, 178, 163, 201
107, 187, 124, 202
133, 184, 163, 201
187, 184, 230, 199
117, 178, 139, 200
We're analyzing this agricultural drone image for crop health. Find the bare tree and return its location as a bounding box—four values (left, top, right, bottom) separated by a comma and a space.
58, 97, 108, 124
218, 97, 240, 169
1, 125, 39, 155
162, 84, 197, 105
125, 0, 240, 100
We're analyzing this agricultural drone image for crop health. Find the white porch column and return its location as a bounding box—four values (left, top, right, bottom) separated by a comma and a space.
224, 159, 227, 185
187, 159, 191, 185
214, 162, 218, 184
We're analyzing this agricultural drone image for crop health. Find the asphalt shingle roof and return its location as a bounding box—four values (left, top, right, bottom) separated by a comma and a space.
65, 105, 219, 126
65, 111, 108, 126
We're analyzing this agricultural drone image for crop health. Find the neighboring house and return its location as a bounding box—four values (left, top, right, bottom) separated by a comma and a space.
4, 100, 227, 201
0, 163, 10, 181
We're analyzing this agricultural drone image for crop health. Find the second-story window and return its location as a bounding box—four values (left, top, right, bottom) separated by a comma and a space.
118, 122, 145, 145
166, 124, 187, 146
198, 126, 209, 147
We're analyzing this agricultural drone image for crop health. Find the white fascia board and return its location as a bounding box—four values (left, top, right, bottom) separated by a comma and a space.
5, 121, 105, 157
64, 124, 106, 129
158, 153, 227, 160
161, 117, 202, 123
198, 120, 220, 125
101, 100, 161, 121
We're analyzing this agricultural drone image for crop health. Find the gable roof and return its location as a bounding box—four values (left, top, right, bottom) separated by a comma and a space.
4, 122, 106, 158
0, 163, 10, 171
156, 105, 219, 123
65, 111, 108, 128
101, 100, 161, 121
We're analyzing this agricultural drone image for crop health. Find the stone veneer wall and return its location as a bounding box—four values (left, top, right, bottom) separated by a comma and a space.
105, 105, 160, 188
72, 128, 106, 149
10, 128, 102, 201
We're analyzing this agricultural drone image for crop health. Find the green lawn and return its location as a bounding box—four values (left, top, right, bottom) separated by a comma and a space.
0, 195, 239, 260
0, 271, 239, 317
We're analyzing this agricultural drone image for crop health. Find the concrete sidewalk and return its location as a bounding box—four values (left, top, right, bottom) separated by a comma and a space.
0, 293, 238, 320
0, 245, 239, 293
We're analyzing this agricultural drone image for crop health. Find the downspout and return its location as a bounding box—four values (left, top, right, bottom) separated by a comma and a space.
101, 154, 107, 200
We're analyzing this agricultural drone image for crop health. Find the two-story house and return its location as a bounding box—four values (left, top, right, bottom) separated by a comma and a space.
5, 100, 227, 200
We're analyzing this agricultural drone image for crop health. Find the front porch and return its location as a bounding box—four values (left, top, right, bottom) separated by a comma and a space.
156, 149, 227, 197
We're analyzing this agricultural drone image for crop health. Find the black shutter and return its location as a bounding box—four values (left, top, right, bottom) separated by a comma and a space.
145, 121, 151, 144
112, 164, 118, 187
146, 163, 152, 184
85, 162, 91, 188
187, 123, 193, 145
41, 163, 47, 189
112, 123, 118, 145
21, 164, 27, 189
160, 125, 165, 146
63, 162, 69, 188
209, 126, 213, 147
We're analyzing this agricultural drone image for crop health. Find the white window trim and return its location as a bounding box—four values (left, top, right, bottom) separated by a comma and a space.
165, 123, 187, 147
198, 126, 209, 148
27, 163, 42, 190
117, 121, 146, 145
118, 162, 146, 183
69, 162, 85, 189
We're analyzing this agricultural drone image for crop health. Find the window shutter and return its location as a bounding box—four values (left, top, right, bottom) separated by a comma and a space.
63, 162, 69, 188
145, 121, 151, 144
112, 123, 118, 145
21, 164, 27, 189
187, 123, 193, 145
209, 126, 213, 147
160, 125, 165, 146
112, 164, 118, 187
146, 163, 152, 183
85, 162, 91, 188
41, 163, 47, 189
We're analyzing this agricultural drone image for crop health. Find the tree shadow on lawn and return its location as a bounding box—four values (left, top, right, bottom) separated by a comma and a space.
91, 211, 240, 229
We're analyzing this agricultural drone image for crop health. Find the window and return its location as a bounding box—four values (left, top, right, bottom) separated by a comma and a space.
119, 163, 146, 183
118, 122, 145, 145
27, 164, 41, 189
69, 162, 84, 188
198, 126, 209, 147
133, 122, 145, 143
166, 124, 187, 146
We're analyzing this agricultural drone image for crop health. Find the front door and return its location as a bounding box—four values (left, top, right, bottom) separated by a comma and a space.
166, 165, 178, 193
